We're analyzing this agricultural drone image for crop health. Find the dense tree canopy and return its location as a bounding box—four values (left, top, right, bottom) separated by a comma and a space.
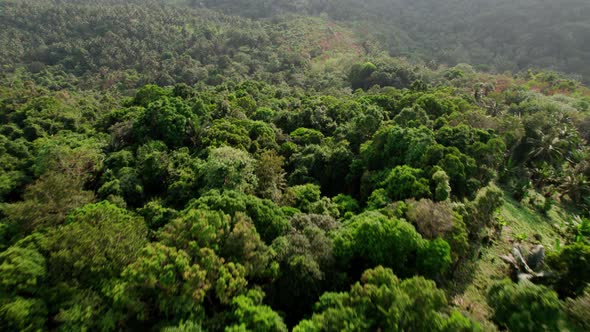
1, 0, 590, 330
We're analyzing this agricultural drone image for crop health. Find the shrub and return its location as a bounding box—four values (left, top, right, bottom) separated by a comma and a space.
487, 279, 563, 332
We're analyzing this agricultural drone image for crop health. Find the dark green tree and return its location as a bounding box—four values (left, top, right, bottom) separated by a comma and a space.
294, 266, 479, 331
487, 280, 563, 332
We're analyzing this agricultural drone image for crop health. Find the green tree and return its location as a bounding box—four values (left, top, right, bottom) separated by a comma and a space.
366, 188, 392, 210
565, 287, 590, 331
334, 211, 423, 277
215, 262, 248, 305
165, 147, 202, 208
132, 84, 171, 107
332, 194, 360, 216
134, 97, 198, 147
283, 184, 339, 217
0, 297, 47, 332
162, 320, 204, 332
136, 140, 170, 196
294, 266, 479, 331
380, 165, 431, 201
432, 170, 451, 201
0, 246, 46, 295
116, 243, 211, 322
221, 214, 278, 279
32, 133, 105, 182
0, 244, 47, 332
349, 62, 377, 90
255, 150, 286, 203
288, 139, 354, 197
362, 125, 435, 171
487, 279, 563, 332
463, 185, 504, 240
226, 289, 287, 332
202, 119, 252, 151
188, 190, 289, 244
3, 172, 95, 232
417, 238, 452, 278
202, 146, 258, 194
290, 128, 325, 145
48, 201, 147, 285
270, 220, 335, 324
526, 129, 566, 166
158, 208, 231, 255
0, 135, 31, 200
393, 106, 431, 128
138, 200, 179, 231
559, 167, 590, 205
547, 243, 590, 298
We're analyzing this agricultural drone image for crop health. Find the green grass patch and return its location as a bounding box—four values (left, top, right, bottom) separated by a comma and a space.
449, 191, 572, 330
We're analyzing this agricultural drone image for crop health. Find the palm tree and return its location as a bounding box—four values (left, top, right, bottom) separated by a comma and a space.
526, 129, 565, 165
559, 170, 590, 204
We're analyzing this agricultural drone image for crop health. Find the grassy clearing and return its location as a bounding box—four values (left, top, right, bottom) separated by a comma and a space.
449, 191, 570, 330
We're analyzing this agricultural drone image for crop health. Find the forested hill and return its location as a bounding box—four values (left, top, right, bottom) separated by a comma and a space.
0, 0, 372, 91
1, 0, 590, 331
3, 0, 590, 91
204, 0, 590, 81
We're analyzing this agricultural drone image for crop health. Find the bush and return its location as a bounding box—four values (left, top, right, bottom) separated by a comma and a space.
418, 237, 452, 277
565, 287, 590, 330
381, 165, 431, 201
406, 199, 454, 240
487, 279, 563, 332
294, 266, 480, 331
187, 190, 289, 243
333, 211, 451, 278
547, 243, 590, 298
334, 211, 423, 277
202, 146, 258, 194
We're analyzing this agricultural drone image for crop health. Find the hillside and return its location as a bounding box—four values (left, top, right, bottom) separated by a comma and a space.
204, 0, 590, 81
1, 0, 590, 331
0, 0, 369, 92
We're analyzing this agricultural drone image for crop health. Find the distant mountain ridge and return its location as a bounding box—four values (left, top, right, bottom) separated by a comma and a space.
203, 0, 590, 81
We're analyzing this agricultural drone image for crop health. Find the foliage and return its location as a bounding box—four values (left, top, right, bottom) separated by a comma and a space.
294, 266, 480, 332
432, 170, 451, 202
462, 185, 504, 240
270, 216, 336, 324
2, 173, 95, 232
0, 246, 45, 295
406, 199, 454, 240
255, 150, 287, 203
0, 297, 47, 332
487, 279, 563, 332
334, 211, 450, 278
188, 190, 289, 243
158, 208, 231, 254
221, 214, 277, 279
48, 201, 147, 284
116, 243, 211, 321
226, 290, 287, 332
547, 243, 590, 298
134, 96, 198, 148
565, 287, 590, 331
380, 165, 431, 201
362, 125, 435, 171
202, 147, 258, 194
0, 1, 589, 329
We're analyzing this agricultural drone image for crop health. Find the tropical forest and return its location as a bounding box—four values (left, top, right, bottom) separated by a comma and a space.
1, 0, 590, 331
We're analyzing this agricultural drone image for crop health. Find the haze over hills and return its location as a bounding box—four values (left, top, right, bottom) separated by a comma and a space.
203, 0, 590, 80
1, 0, 590, 331
2, 0, 590, 88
